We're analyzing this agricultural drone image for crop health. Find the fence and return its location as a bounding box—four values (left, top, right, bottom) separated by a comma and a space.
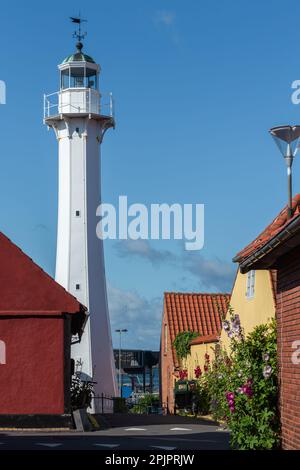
92, 394, 164, 415
126, 397, 163, 415
92, 393, 115, 414
43, 90, 114, 120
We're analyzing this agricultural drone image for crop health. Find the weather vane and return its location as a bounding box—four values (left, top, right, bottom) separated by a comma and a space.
70, 15, 87, 48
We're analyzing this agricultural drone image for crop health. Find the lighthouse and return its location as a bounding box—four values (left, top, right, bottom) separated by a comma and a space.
44, 21, 118, 407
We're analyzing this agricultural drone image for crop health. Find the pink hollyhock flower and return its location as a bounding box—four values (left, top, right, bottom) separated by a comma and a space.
194, 366, 202, 379
226, 392, 235, 400
179, 369, 188, 380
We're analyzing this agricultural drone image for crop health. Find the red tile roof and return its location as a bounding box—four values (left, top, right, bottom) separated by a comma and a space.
0, 232, 86, 318
234, 194, 300, 264
190, 334, 219, 345
164, 292, 230, 364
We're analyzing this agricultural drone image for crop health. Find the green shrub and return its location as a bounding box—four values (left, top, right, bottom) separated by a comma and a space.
173, 331, 198, 361
130, 394, 160, 414
195, 379, 211, 415
71, 375, 94, 410
205, 314, 280, 449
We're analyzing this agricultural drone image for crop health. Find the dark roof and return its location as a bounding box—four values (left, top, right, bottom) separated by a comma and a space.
62, 52, 95, 64
234, 195, 300, 272
0, 232, 86, 328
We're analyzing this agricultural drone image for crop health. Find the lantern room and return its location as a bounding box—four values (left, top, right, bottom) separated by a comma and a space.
58, 42, 101, 114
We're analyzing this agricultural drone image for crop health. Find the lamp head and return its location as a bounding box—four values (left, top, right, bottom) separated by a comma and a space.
269, 125, 300, 158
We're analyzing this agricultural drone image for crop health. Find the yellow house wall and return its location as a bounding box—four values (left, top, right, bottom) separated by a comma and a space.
185, 342, 217, 380
220, 269, 275, 351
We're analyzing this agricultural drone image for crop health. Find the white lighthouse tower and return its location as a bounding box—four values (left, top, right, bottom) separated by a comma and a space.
44, 23, 118, 407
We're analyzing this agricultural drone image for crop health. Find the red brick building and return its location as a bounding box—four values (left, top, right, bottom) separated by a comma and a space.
234, 194, 300, 449
0, 233, 87, 428
160, 292, 230, 414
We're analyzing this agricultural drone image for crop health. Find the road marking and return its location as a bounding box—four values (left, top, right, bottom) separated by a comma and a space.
36, 443, 62, 448
94, 444, 120, 448
150, 446, 177, 450
170, 427, 192, 431
124, 427, 146, 431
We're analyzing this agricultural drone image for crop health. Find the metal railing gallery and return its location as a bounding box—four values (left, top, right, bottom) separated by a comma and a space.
43, 90, 115, 120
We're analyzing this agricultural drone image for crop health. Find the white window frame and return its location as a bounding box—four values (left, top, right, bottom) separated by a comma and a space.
246, 270, 255, 299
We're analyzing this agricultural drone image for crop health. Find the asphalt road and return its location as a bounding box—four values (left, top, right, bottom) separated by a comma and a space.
0, 414, 229, 451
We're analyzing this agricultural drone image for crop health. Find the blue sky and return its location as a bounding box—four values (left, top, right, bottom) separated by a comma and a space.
1, 0, 300, 350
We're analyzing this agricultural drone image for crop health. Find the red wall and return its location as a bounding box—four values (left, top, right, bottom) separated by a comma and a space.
160, 309, 175, 413
0, 317, 65, 414
276, 246, 300, 450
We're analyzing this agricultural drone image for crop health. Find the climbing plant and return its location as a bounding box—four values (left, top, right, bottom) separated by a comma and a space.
173, 331, 199, 361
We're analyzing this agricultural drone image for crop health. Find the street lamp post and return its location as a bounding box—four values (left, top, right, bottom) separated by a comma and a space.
269, 125, 300, 218
115, 328, 128, 397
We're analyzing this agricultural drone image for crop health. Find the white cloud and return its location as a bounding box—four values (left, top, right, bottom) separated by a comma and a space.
114, 239, 176, 266
153, 10, 181, 46
182, 252, 235, 292
155, 10, 176, 27
107, 283, 162, 350
114, 240, 235, 292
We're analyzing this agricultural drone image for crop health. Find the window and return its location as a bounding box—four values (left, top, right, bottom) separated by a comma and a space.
0, 340, 6, 365
85, 68, 97, 89
70, 67, 84, 88
61, 69, 70, 89
75, 210, 80, 217
76, 284, 80, 291
164, 324, 168, 354
246, 270, 255, 299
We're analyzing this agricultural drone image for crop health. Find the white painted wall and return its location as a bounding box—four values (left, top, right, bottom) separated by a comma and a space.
50, 83, 118, 409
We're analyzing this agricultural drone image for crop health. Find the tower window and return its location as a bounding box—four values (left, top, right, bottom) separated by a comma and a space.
61, 69, 70, 89
76, 284, 80, 291
70, 67, 84, 88
75, 210, 80, 217
246, 270, 255, 299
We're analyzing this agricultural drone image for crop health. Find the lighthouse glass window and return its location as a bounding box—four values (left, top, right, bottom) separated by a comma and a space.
70, 67, 85, 88
61, 69, 70, 89
85, 68, 97, 89
61, 67, 97, 90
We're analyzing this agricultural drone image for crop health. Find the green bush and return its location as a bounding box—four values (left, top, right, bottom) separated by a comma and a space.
130, 394, 160, 414
205, 314, 280, 449
71, 374, 94, 410
195, 380, 211, 415
173, 331, 198, 361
